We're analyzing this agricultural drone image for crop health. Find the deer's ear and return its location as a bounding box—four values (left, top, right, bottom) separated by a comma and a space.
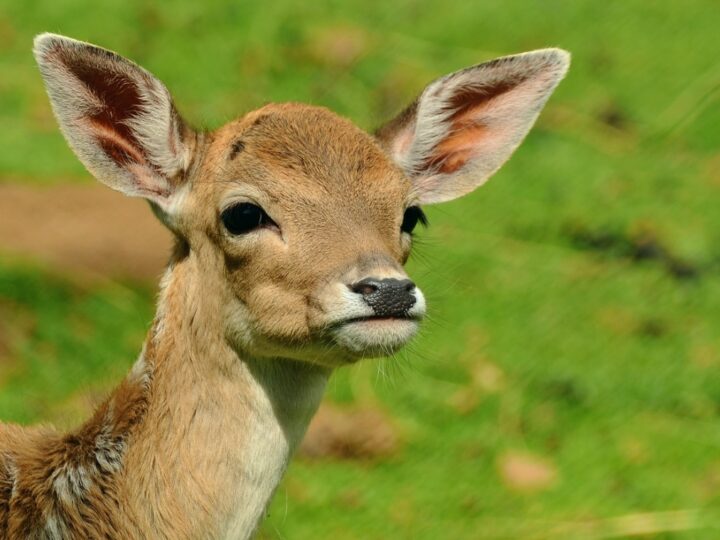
33, 33, 195, 212
376, 49, 570, 204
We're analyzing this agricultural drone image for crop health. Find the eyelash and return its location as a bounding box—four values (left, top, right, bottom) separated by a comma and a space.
401, 206, 428, 234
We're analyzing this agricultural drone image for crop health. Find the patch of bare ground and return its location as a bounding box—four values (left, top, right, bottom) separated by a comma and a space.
0, 183, 172, 281
299, 403, 400, 460
497, 450, 558, 493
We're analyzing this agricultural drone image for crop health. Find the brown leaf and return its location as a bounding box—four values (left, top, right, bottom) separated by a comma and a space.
299, 403, 400, 460
0, 184, 171, 281
498, 450, 558, 493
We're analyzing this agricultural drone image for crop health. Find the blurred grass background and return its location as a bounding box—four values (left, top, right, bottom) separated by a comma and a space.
2, 0, 720, 538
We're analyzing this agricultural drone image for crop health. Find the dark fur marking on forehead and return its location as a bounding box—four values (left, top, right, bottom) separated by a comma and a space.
229, 139, 245, 160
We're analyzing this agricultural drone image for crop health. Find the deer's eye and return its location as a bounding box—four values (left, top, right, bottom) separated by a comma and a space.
401, 206, 428, 234
221, 203, 272, 235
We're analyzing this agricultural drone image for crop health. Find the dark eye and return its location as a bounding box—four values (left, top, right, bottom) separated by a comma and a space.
221, 203, 273, 235
401, 206, 428, 234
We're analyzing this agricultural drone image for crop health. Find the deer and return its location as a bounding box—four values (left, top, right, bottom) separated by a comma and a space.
0, 33, 568, 539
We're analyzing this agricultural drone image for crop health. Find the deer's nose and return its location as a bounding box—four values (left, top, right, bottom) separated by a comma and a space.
349, 278, 416, 317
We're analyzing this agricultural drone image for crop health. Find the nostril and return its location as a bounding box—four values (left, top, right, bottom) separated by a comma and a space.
349, 278, 380, 296
354, 284, 377, 296
401, 279, 416, 292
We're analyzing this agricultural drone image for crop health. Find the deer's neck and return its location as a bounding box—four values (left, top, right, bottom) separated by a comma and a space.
104, 257, 328, 538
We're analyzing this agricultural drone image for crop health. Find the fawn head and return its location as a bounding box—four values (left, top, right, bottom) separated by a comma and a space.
34, 34, 568, 366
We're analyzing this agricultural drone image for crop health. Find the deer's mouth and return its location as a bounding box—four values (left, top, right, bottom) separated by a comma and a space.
340, 314, 423, 325
327, 315, 422, 358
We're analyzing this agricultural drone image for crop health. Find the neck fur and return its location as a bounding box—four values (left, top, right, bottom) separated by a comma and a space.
109, 254, 329, 538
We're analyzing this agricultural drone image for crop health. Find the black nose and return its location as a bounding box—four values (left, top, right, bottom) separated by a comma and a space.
349, 278, 416, 317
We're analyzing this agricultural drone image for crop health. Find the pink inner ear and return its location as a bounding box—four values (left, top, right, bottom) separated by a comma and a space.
88, 119, 149, 168
60, 52, 150, 167
424, 78, 525, 174
425, 122, 487, 174
447, 79, 518, 121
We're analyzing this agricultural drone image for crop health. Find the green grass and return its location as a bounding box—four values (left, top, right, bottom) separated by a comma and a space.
2, 1, 720, 538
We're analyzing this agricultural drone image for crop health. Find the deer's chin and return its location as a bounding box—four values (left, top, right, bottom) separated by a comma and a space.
329, 317, 421, 359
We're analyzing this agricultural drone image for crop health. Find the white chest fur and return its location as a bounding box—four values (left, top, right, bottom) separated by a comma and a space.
220, 359, 328, 540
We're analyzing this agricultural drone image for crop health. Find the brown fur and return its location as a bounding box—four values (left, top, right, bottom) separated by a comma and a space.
0, 332, 153, 538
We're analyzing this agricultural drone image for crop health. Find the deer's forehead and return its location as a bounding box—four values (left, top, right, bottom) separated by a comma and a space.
196, 105, 411, 206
